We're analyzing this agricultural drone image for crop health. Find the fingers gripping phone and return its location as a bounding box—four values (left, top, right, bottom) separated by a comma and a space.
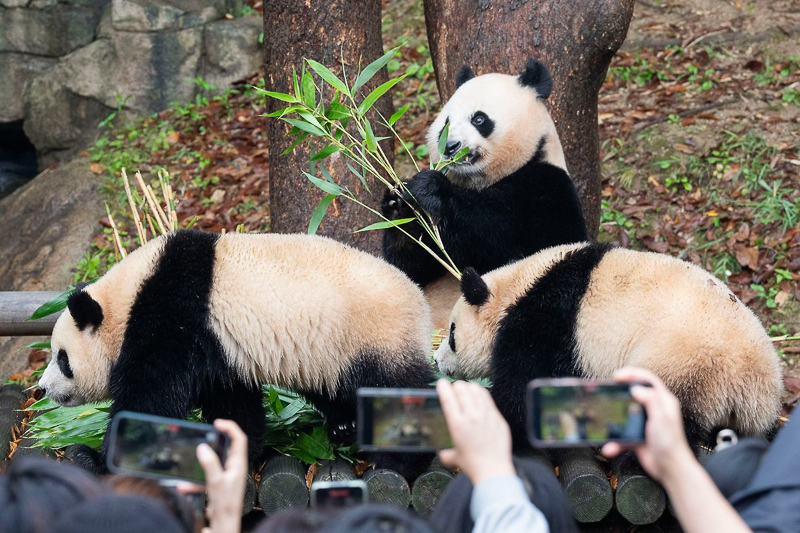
107, 411, 230, 484
356, 388, 452, 452
527, 379, 648, 447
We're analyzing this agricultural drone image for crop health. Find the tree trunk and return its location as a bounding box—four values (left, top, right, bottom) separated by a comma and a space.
264, 2, 392, 253
422, 0, 635, 236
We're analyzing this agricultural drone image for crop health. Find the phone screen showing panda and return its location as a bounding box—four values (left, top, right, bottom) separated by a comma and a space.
527, 379, 647, 447
107, 411, 229, 484
356, 388, 452, 452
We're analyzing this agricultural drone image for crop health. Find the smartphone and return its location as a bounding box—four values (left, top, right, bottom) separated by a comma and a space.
107, 411, 229, 484
527, 378, 648, 447
357, 388, 452, 452
310, 480, 368, 509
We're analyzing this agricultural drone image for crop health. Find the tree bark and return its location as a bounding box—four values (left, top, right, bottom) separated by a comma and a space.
422, 0, 635, 236
264, 1, 392, 253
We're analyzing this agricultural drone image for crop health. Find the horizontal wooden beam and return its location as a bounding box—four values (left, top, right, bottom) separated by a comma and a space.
0, 292, 62, 336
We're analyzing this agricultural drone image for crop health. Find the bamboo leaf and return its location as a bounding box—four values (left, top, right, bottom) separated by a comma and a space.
263, 105, 305, 118
306, 59, 350, 96
438, 122, 450, 157
307, 194, 335, 235
302, 172, 343, 196
292, 67, 301, 101
301, 72, 316, 108
364, 121, 377, 152
310, 144, 341, 161
352, 47, 399, 93
358, 75, 407, 116
346, 162, 370, 193
282, 118, 326, 137
388, 103, 410, 126
27, 287, 73, 321
24, 341, 51, 349
254, 88, 297, 103
354, 218, 415, 232
298, 111, 326, 134
280, 132, 309, 156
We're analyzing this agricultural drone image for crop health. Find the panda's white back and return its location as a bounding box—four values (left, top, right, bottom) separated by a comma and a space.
573, 247, 782, 435
208, 233, 432, 393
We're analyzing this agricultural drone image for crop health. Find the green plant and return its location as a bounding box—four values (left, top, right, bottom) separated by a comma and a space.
665, 174, 692, 192
782, 87, 800, 106
752, 180, 799, 231
98, 94, 131, 130
260, 49, 470, 279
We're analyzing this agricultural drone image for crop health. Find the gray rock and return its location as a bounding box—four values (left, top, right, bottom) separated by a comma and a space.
23, 40, 117, 163
0, 53, 57, 122
0, 157, 100, 376
110, 0, 228, 32
0, 0, 29, 8
200, 15, 261, 92
112, 27, 203, 112
0, 4, 105, 56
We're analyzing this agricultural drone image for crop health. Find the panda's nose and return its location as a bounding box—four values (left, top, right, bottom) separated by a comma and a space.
443, 140, 462, 158
39, 385, 47, 396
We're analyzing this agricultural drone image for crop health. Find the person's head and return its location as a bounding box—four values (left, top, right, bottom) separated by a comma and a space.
0, 457, 105, 533
323, 505, 434, 533
44, 494, 186, 533
107, 476, 196, 532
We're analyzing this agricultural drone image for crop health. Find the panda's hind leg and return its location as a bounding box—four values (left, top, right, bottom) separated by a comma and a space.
199, 379, 266, 463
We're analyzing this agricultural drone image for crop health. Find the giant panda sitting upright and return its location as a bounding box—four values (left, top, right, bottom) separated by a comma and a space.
434, 242, 783, 449
382, 59, 588, 329
38, 230, 434, 472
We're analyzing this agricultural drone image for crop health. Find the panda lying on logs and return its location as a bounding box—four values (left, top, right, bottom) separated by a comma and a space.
434, 242, 783, 449
38, 230, 434, 472
382, 59, 589, 330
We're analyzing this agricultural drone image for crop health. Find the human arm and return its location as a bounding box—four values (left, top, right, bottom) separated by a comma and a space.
602, 368, 752, 533
436, 379, 549, 533
178, 419, 248, 533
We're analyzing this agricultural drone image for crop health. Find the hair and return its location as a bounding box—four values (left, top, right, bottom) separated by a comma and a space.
254, 509, 326, 533
323, 505, 434, 533
0, 457, 106, 533
255, 505, 434, 533
43, 494, 186, 533
107, 476, 197, 533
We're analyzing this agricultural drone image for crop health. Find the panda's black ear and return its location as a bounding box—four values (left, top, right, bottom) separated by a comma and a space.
519, 59, 553, 99
461, 267, 490, 307
67, 290, 104, 331
455, 65, 476, 90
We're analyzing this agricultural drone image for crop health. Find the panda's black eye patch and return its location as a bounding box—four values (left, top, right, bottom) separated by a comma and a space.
448, 323, 456, 352
57, 349, 74, 379
471, 112, 494, 138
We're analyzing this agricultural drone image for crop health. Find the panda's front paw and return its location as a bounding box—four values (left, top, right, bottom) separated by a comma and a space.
64, 444, 107, 475
405, 170, 449, 217
381, 186, 412, 220
329, 420, 357, 445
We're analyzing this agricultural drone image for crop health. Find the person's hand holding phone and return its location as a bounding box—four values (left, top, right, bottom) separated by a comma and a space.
178, 419, 248, 533
601, 367, 694, 484
436, 379, 516, 485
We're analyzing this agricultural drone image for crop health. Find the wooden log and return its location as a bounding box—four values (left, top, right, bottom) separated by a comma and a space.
554, 449, 613, 523
411, 459, 454, 518
0, 291, 62, 336
313, 458, 357, 483
0, 384, 25, 463
612, 451, 666, 525
257, 455, 309, 515
363, 468, 410, 509
242, 475, 257, 516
